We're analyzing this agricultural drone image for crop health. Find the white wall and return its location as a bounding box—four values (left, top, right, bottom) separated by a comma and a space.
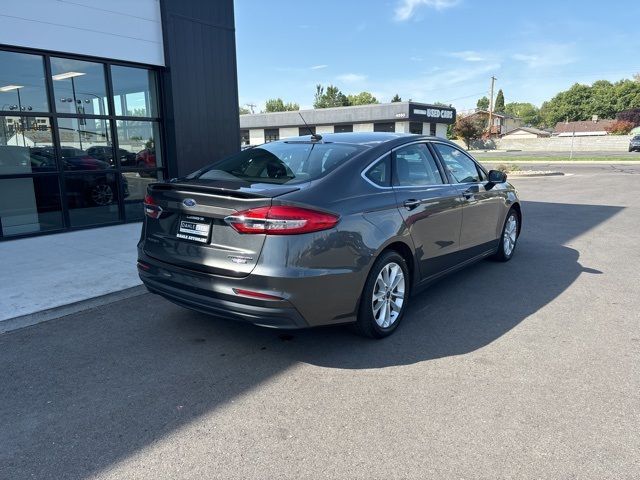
395, 121, 409, 133
316, 125, 334, 134
279, 127, 299, 139
249, 129, 264, 145
0, 0, 164, 65
354, 123, 373, 132
436, 123, 448, 138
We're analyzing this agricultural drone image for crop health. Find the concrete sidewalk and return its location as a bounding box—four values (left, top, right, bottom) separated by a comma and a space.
0, 223, 143, 327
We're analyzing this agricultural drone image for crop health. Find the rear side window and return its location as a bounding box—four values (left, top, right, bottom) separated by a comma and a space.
393, 143, 443, 186
364, 154, 391, 187
434, 144, 482, 183
197, 142, 364, 185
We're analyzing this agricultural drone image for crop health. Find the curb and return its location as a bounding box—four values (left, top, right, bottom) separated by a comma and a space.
507, 172, 565, 177
480, 160, 640, 164
0, 285, 148, 335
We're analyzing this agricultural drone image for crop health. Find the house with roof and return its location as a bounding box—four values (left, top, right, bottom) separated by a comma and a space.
553, 117, 616, 137
501, 126, 551, 139
461, 109, 524, 136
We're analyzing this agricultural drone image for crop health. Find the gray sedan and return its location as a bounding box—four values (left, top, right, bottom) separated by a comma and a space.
137, 133, 521, 338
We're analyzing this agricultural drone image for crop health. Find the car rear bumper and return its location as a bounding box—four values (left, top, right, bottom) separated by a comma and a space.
137, 250, 364, 329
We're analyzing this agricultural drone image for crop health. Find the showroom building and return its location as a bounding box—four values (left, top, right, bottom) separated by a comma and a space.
239, 102, 456, 145
0, 0, 240, 239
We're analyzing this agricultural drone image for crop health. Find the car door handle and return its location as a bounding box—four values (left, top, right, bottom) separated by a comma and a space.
403, 199, 421, 210
463, 186, 479, 199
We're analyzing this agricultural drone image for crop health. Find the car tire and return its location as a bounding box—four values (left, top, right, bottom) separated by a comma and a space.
89, 182, 114, 206
492, 208, 519, 262
353, 250, 410, 339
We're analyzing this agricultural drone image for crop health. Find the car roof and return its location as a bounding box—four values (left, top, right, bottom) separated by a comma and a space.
283, 132, 450, 147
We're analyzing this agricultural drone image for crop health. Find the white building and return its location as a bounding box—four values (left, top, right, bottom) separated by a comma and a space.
240, 102, 456, 146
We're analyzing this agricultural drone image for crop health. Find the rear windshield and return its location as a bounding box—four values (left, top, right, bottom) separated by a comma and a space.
196, 142, 365, 185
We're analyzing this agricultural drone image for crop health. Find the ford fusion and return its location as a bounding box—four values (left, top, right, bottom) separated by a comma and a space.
137, 132, 521, 338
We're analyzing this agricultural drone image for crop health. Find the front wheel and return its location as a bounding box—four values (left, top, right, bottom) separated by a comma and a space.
493, 208, 519, 262
353, 251, 410, 338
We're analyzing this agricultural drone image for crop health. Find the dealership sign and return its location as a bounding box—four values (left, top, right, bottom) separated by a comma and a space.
410, 106, 456, 124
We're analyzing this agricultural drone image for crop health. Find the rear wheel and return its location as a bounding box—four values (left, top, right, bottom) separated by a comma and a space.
354, 251, 410, 338
493, 208, 519, 262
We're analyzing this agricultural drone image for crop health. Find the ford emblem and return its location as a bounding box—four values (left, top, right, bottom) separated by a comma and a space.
183, 198, 197, 208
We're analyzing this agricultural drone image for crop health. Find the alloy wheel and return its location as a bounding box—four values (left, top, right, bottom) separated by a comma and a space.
371, 262, 406, 328
503, 214, 518, 256
91, 184, 114, 206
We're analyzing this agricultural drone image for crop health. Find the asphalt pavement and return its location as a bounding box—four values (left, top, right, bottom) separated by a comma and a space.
1, 164, 639, 479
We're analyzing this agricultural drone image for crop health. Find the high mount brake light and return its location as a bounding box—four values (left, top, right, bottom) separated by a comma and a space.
224, 206, 339, 235
143, 193, 163, 219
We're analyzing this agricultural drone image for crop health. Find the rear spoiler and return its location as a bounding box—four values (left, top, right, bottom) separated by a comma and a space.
148, 182, 301, 199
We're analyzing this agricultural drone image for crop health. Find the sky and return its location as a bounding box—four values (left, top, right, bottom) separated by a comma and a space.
235, 0, 640, 112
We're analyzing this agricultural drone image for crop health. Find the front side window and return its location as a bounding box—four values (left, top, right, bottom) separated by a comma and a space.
434, 144, 481, 183
393, 143, 443, 186
197, 141, 365, 185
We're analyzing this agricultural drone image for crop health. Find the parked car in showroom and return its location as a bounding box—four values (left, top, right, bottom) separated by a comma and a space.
30, 146, 129, 207
86, 145, 136, 166
629, 135, 640, 152
137, 133, 521, 338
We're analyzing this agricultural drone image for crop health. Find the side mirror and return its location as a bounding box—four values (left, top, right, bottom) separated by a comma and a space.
488, 170, 507, 183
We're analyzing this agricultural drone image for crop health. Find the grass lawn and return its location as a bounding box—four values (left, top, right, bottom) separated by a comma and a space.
475, 155, 637, 162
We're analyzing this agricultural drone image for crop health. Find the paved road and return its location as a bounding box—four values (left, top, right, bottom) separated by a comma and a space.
2, 165, 639, 479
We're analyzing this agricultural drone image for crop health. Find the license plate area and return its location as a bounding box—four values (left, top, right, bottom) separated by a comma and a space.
176, 215, 211, 243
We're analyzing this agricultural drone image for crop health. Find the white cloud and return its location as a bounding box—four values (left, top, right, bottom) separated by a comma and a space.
310, 64, 328, 70
449, 50, 486, 62
336, 73, 367, 83
394, 0, 460, 21
511, 44, 577, 68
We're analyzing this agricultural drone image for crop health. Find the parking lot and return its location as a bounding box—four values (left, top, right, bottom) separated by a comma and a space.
1, 163, 639, 479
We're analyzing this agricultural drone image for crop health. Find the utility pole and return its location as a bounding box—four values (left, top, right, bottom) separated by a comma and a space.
487, 76, 497, 134
246, 103, 256, 114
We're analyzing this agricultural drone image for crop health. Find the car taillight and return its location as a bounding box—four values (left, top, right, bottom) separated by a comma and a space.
143, 193, 163, 219
224, 206, 339, 235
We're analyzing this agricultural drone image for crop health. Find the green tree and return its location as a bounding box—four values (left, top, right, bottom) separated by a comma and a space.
391, 94, 402, 102
453, 116, 485, 150
346, 91, 379, 106
494, 89, 505, 113
314, 84, 349, 108
504, 102, 540, 126
239, 105, 250, 115
476, 96, 490, 110
264, 98, 299, 112
538, 79, 640, 127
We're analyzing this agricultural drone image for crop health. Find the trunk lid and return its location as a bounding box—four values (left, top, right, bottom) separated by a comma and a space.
143, 179, 301, 277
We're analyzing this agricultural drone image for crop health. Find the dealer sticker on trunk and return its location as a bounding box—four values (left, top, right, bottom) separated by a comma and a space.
177, 216, 211, 243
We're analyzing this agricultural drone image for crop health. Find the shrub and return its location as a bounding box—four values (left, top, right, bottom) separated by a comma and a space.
605, 120, 635, 135
616, 108, 640, 127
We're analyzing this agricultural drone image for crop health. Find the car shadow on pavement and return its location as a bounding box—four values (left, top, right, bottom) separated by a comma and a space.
0, 201, 623, 479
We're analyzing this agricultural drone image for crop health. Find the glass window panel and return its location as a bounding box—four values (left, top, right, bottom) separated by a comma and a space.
1, 116, 55, 175
57, 117, 114, 170
64, 172, 121, 227
0, 51, 49, 113
116, 120, 162, 168
111, 65, 158, 118
122, 170, 164, 222
434, 144, 480, 183
0, 176, 64, 236
394, 144, 443, 186
51, 58, 108, 115
373, 122, 395, 132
